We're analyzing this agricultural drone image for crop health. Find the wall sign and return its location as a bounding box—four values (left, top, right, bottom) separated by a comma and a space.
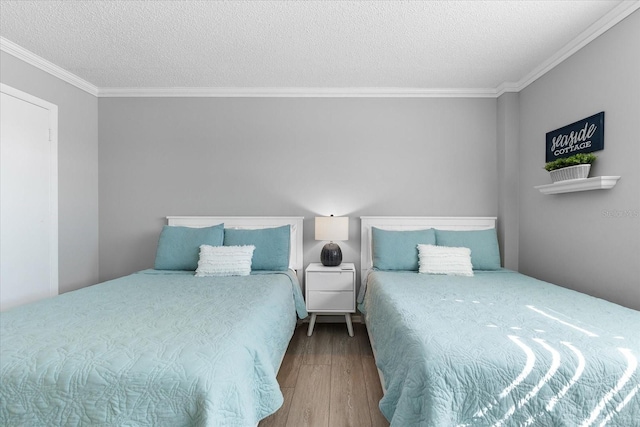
546, 112, 604, 162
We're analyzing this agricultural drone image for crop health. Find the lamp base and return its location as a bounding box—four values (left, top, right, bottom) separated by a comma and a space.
320, 242, 342, 266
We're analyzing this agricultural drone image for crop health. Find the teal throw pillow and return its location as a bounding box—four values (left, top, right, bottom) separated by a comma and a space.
223, 225, 290, 271
154, 224, 224, 270
372, 227, 436, 271
435, 228, 501, 270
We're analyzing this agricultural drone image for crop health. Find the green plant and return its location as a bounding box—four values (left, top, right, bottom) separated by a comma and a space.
544, 153, 597, 172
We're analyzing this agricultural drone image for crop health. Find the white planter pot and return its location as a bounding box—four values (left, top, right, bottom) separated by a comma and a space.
549, 164, 591, 183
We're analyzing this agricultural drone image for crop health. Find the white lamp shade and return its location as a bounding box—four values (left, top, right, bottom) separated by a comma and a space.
315, 216, 349, 241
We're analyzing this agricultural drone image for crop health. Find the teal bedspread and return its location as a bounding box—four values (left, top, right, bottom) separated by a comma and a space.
0, 269, 307, 426
360, 270, 640, 426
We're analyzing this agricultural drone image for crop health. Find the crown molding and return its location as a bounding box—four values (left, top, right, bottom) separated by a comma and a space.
513, 0, 640, 93
0, 37, 99, 96
2, 1, 638, 99
97, 86, 498, 98
495, 82, 521, 98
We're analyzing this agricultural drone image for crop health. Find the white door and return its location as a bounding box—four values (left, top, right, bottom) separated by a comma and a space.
0, 84, 58, 311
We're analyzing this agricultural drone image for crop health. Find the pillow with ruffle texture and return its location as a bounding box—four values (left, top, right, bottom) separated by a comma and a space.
418, 244, 474, 277
195, 245, 255, 277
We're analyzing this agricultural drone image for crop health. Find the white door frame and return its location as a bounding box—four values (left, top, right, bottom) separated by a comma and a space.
0, 83, 58, 301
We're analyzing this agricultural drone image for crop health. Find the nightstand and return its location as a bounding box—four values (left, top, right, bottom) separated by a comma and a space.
305, 262, 356, 337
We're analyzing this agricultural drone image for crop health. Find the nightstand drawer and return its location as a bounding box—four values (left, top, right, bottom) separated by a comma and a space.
306, 272, 353, 291
307, 291, 354, 311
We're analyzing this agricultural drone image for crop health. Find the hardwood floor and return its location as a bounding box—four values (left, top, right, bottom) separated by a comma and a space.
260, 322, 389, 427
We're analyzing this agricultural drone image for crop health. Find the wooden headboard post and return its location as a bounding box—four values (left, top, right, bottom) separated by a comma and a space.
360, 216, 498, 286
166, 216, 305, 284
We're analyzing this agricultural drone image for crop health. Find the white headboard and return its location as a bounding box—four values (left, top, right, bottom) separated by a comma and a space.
360, 216, 498, 284
166, 216, 304, 283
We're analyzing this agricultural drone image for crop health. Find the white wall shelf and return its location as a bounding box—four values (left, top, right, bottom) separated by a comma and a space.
535, 176, 620, 195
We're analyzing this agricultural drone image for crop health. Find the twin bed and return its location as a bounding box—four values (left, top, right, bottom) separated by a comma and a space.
2, 215, 638, 426
0, 216, 307, 426
358, 217, 640, 426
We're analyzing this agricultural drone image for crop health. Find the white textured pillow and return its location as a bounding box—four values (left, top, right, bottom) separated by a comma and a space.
195, 245, 255, 277
417, 244, 474, 277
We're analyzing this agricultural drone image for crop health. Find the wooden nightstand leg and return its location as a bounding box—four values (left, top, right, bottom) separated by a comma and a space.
345, 313, 354, 337
307, 313, 317, 336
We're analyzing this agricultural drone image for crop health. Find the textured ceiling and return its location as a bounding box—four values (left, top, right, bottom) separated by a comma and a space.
0, 1, 634, 92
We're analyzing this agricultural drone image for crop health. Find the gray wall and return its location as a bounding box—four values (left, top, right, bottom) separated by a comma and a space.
98, 97, 498, 286
0, 51, 100, 293
4, 9, 637, 311
497, 92, 520, 270
518, 10, 640, 310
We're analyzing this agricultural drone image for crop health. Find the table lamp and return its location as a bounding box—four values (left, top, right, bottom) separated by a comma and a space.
315, 215, 349, 266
